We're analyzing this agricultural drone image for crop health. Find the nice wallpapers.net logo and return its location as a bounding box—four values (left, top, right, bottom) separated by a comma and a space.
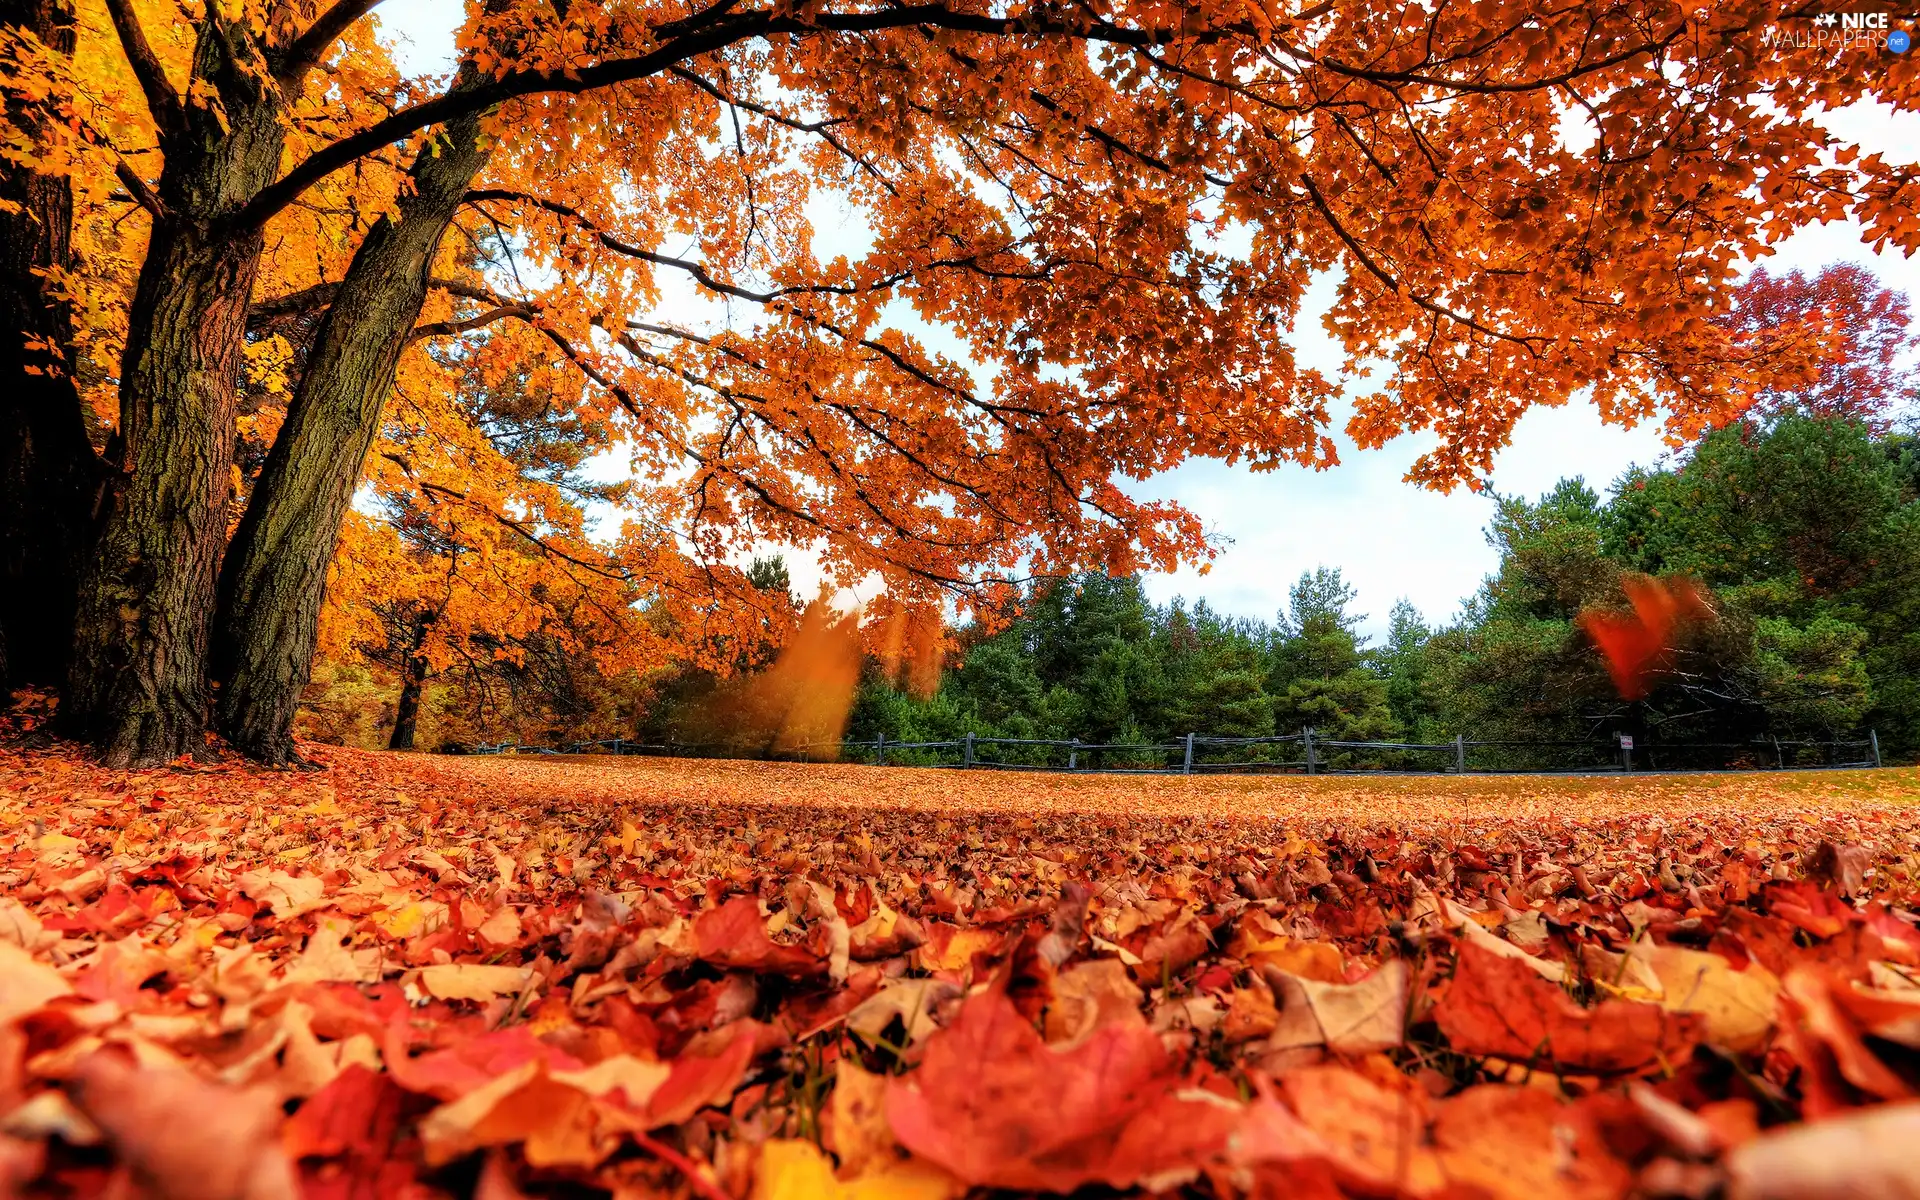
1762, 11, 1911, 52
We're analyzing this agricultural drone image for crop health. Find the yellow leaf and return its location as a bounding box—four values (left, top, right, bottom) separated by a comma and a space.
418, 963, 530, 1003
754, 1139, 963, 1200
913, 927, 1000, 973
1243, 936, 1346, 984
1614, 942, 1779, 1054
371, 899, 446, 939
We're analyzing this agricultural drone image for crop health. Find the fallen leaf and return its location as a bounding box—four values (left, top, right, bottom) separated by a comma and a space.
475, 906, 522, 948
0, 939, 69, 1022
846, 977, 961, 1049
694, 897, 826, 977
1131, 909, 1211, 984
825, 1058, 896, 1178
1725, 1100, 1920, 1200
1433, 1084, 1632, 1200
886, 985, 1230, 1191
754, 1137, 963, 1199
1263, 959, 1409, 1056
418, 963, 531, 1003
234, 870, 328, 919
1223, 981, 1281, 1045
1232, 911, 1346, 983
67, 1049, 299, 1200
1044, 958, 1147, 1047
1278, 1064, 1446, 1196
284, 914, 381, 985
1589, 940, 1780, 1053
419, 1060, 609, 1168
913, 924, 1001, 974
1436, 941, 1700, 1074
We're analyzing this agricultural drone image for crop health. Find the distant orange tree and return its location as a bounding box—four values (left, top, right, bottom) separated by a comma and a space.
1, 0, 1913, 765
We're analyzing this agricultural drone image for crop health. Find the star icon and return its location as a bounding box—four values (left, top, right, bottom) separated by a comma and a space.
1816, 11, 1838, 25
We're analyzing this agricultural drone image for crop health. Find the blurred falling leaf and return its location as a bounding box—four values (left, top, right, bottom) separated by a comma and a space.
1578, 574, 1713, 701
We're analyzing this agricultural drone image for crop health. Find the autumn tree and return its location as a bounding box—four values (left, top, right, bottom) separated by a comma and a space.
1717, 262, 1919, 432
6, 0, 1919, 766
0, 0, 103, 697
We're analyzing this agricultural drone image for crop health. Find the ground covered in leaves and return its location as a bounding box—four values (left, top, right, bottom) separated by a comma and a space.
1, 742, 1919, 1200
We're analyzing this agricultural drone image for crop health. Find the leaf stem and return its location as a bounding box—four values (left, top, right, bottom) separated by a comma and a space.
634, 1130, 733, 1200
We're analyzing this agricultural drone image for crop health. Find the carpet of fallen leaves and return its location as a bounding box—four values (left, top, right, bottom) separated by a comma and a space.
2, 738, 1920, 1200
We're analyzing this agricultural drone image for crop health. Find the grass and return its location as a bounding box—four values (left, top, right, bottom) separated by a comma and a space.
417, 751, 1920, 827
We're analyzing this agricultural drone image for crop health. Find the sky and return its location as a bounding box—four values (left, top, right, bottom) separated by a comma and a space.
373, 3, 1920, 641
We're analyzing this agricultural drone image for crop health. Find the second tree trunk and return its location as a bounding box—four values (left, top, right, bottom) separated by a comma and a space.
212, 110, 494, 763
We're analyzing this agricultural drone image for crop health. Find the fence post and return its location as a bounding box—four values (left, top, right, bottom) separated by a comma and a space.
1871, 729, 1882, 768
1304, 727, 1316, 775
1454, 734, 1465, 774
1068, 738, 1078, 771
876, 735, 887, 767
963, 732, 974, 768
1182, 733, 1195, 775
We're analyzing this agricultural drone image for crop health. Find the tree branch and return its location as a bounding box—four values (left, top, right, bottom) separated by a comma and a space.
409, 304, 537, 341
231, 4, 1258, 231
103, 0, 184, 139
113, 159, 166, 220
665, 66, 897, 194
1272, 27, 1680, 96
249, 275, 506, 329
275, 0, 386, 88
1298, 173, 1546, 355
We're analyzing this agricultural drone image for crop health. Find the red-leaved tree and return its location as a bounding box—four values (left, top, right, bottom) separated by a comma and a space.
1721, 263, 1919, 432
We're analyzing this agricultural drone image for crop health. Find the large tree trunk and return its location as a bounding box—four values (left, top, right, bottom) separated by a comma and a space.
212, 109, 493, 763
0, 0, 102, 701
62, 21, 287, 766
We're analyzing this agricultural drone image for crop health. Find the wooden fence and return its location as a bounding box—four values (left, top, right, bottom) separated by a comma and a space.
472, 728, 1884, 775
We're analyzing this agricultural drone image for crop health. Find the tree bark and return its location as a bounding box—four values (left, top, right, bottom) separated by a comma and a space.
63, 18, 287, 765
389, 670, 424, 750
388, 618, 432, 751
0, 0, 102, 701
212, 108, 494, 763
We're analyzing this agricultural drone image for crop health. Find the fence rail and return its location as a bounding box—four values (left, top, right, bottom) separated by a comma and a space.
469, 728, 1885, 776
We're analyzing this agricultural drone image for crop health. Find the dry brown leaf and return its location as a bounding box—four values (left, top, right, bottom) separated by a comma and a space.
1725, 1101, 1920, 1200
1044, 958, 1147, 1047
1262, 959, 1409, 1056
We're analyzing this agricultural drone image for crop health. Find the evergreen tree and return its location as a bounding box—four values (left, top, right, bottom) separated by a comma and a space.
1268, 568, 1394, 745
637, 417, 1920, 765
1377, 600, 1436, 740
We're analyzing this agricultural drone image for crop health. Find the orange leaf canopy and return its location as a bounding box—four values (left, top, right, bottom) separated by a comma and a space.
47, 0, 1920, 669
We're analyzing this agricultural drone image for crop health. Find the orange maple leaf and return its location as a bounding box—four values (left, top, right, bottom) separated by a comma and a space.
1577, 575, 1713, 701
